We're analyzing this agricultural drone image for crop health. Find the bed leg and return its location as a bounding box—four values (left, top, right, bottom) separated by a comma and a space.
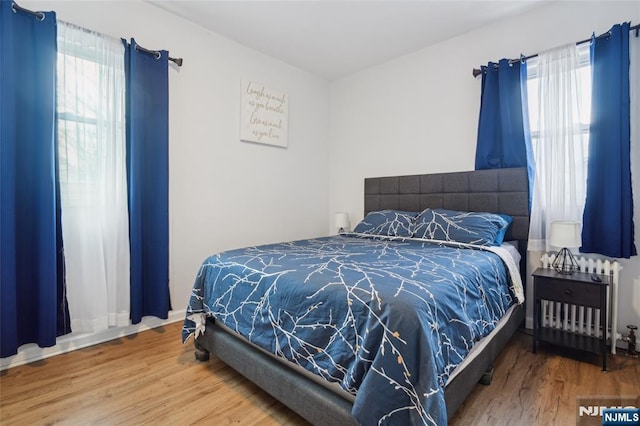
194, 341, 210, 362
479, 365, 494, 385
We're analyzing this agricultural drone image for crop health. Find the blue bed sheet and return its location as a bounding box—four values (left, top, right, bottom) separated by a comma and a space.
182, 235, 519, 425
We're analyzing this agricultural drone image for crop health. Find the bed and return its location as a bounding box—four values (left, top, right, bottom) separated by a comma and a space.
183, 167, 530, 425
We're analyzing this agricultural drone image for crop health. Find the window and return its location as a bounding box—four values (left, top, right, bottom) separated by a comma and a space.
57, 52, 100, 206
526, 43, 592, 171
56, 30, 126, 208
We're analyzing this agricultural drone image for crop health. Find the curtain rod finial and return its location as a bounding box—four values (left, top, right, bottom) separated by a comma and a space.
472, 68, 482, 78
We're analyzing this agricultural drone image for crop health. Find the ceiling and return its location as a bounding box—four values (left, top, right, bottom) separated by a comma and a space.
150, 1, 546, 80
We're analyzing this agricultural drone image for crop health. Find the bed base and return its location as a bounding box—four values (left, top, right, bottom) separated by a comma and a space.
196, 318, 357, 425
195, 304, 524, 424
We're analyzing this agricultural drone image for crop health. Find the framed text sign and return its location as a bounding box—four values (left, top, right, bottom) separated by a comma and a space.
240, 80, 288, 148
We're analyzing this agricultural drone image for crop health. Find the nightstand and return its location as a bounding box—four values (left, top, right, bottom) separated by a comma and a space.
532, 268, 610, 371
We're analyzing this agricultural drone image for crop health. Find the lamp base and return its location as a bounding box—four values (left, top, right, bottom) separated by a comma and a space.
552, 248, 578, 274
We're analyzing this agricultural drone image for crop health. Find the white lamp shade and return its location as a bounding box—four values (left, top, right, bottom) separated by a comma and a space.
334, 212, 350, 230
549, 221, 581, 248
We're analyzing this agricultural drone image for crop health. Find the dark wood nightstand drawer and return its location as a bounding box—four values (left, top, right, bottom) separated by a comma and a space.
535, 279, 601, 307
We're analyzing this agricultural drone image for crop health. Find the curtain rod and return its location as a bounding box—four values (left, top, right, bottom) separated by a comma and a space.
472, 22, 639, 78
11, 1, 44, 20
135, 44, 183, 67
11, 1, 183, 68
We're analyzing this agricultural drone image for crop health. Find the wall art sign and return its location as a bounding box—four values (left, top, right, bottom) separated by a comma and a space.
240, 80, 288, 148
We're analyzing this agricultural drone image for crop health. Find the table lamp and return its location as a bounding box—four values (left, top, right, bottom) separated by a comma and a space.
549, 221, 581, 274
335, 212, 350, 234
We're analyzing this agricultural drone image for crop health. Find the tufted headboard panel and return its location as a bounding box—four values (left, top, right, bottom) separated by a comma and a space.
364, 167, 530, 242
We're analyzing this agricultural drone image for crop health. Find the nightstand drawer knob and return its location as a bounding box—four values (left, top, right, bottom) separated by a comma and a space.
564, 289, 573, 296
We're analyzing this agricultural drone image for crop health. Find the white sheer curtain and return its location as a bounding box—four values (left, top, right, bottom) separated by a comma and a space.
57, 22, 130, 332
528, 43, 589, 252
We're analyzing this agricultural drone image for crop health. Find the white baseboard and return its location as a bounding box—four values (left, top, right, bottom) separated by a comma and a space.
526, 314, 533, 330
0, 310, 186, 371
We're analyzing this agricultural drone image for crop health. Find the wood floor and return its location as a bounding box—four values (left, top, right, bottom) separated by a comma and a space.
1, 322, 638, 425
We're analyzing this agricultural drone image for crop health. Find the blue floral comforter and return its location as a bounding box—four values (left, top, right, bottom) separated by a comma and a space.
182, 235, 522, 425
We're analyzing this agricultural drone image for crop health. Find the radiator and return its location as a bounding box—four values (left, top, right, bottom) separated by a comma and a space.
540, 253, 622, 355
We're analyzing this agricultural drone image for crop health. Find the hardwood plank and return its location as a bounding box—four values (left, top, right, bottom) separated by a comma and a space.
1, 323, 638, 425
450, 332, 640, 426
0, 322, 307, 426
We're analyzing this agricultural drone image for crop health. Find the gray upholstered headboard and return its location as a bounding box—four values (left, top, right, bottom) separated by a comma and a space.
364, 167, 530, 242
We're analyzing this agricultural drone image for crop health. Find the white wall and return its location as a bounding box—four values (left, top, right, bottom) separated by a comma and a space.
329, 1, 640, 339
25, 0, 331, 312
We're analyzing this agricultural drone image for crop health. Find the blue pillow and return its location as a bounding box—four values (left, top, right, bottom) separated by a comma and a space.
353, 210, 417, 237
493, 213, 514, 245
412, 208, 511, 246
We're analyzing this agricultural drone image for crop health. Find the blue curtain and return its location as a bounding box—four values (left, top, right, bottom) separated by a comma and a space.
124, 39, 171, 323
581, 23, 636, 259
1, 2, 70, 358
475, 59, 534, 178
